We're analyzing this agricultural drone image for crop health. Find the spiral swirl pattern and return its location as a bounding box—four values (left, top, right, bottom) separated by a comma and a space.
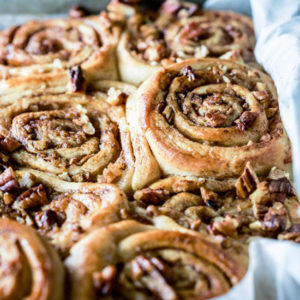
116, 0, 257, 84
127, 59, 290, 179
0, 218, 64, 300
65, 220, 246, 300
0, 169, 129, 255
0, 78, 136, 192
0, 14, 119, 81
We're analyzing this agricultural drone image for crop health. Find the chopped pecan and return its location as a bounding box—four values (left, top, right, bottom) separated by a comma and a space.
0, 135, 21, 152
279, 224, 300, 243
205, 112, 228, 127
131, 255, 177, 300
200, 187, 218, 209
264, 206, 288, 233
161, 0, 181, 15
253, 90, 268, 101
134, 188, 169, 207
69, 65, 86, 92
207, 93, 223, 104
3, 193, 14, 205
0, 167, 18, 192
235, 162, 259, 198
13, 184, 48, 210
237, 111, 258, 131
35, 209, 58, 229
207, 215, 239, 238
179, 22, 208, 44
268, 177, 294, 196
69, 5, 87, 18
182, 65, 196, 82
93, 265, 117, 296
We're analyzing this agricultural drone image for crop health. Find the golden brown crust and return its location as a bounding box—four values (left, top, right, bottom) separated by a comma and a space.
0, 168, 129, 255
0, 72, 137, 192
65, 219, 246, 300
0, 13, 119, 82
127, 58, 290, 180
0, 218, 64, 300
115, 0, 258, 84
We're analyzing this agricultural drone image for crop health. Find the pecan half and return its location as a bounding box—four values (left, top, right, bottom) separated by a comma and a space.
264, 206, 288, 233
182, 65, 196, 82
237, 111, 258, 131
268, 177, 294, 196
235, 162, 259, 198
69, 65, 86, 92
131, 255, 176, 300
0, 167, 18, 192
0, 134, 21, 152
13, 184, 48, 210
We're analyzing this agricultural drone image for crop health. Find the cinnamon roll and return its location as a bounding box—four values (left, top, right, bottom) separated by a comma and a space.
130, 163, 300, 244
0, 167, 129, 255
127, 59, 290, 181
115, 0, 257, 84
0, 71, 137, 192
65, 219, 246, 300
0, 218, 64, 300
0, 12, 119, 82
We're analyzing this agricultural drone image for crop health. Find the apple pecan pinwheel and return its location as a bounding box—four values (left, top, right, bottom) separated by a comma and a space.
115, 0, 257, 84
0, 11, 119, 83
127, 59, 290, 181
65, 219, 246, 300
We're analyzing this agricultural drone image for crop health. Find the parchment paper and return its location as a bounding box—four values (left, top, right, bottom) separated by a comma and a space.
0, 0, 299, 299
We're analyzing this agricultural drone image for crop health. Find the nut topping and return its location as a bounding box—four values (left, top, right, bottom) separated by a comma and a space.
134, 188, 169, 207
0, 167, 18, 192
264, 206, 288, 233
237, 111, 258, 131
13, 184, 48, 210
35, 209, 58, 229
69, 65, 86, 92
0, 134, 21, 152
235, 162, 259, 198
182, 65, 196, 82
268, 177, 294, 196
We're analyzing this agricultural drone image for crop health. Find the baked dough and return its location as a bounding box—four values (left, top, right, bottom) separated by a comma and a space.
127, 58, 290, 180
0, 218, 64, 300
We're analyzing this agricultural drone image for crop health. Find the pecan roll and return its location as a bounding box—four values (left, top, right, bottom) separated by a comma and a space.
0, 73, 137, 192
130, 163, 300, 243
115, 0, 257, 84
65, 220, 246, 300
0, 168, 129, 255
0, 218, 64, 299
127, 59, 290, 180
0, 12, 119, 83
